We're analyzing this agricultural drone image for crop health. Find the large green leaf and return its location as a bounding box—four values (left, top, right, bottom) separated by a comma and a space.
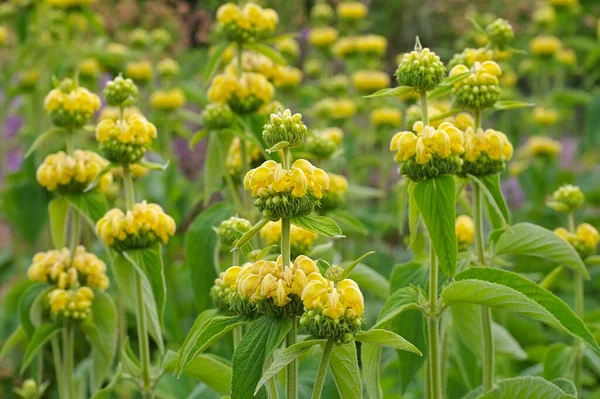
245, 43, 287, 65
123, 244, 166, 326
442, 268, 600, 352
18, 283, 47, 337
48, 197, 69, 248
81, 291, 118, 391
330, 342, 363, 399
493, 223, 589, 279
413, 175, 457, 276
362, 343, 382, 399
374, 286, 420, 329
112, 254, 163, 352
164, 350, 231, 395
543, 343, 574, 381
231, 317, 292, 399
177, 315, 250, 376
479, 376, 574, 399
0, 326, 26, 360
291, 213, 343, 238
177, 309, 219, 367
21, 324, 62, 373
469, 174, 509, 227
203, 131, 233, 205
354, 329, 421, 355
255, 339, 325, 393
64, 192, 109, 230
185, 202, 234, 312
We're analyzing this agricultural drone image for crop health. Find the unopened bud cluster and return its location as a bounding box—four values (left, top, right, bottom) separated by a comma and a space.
305, 127, 343, 160
103, 75, 139, 107
217, 216, 253, 247
450, 61, 502, 110
548, 184, 585, 213
202, 103, 235, 130
485, 18, 514, 49
395, 47, 445, 92
262, 109, 307, 148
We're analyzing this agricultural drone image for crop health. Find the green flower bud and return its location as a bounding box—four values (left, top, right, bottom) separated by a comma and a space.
399, 156, 463, 182
99, 140, 147, 165
395, 40, 446, 92
210, 277, 232, 312
16, 379, 38, 399
151, 28, 172, 48
255, 192, 318, 221
157, 58, 180, 79
548, 184, 585, 213
216, 216, 252, 247
202, 103, 235, 130
300, 308, 363, 345
263, 109, 307, 149
129, 28, 150, 49
103, 75, 139, 107
486, 18, 515, 49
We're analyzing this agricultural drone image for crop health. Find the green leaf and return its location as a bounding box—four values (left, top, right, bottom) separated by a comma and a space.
255, 339, 325, 393
347, 264, 390, 300
363, 86, 414, 98
89, 369, 124, 399
428, 84, 453, 100
48, 197, 69, 248
327, 208, 369, 235
204, 131, 233, 205
233, 217, 269, 250
362, 343, 383, 399
543, 343, 575, 381
317, 259, 332, 275
440, 71, 471, 86
551, 379, 577, 397
442, 267, 600, 352
231, 317, 292, 399
493, 323, 527, 360
121, 339, 141, 377
494, 222, 589, 279
185, 202, 234, 312
408, 181, 421, 247
339, 251, 375, 280
140, 160, 170, 171
83, 164, 114, 193
429, 108, 464, 122
164, 350, 232, 394
291, 214, 343, 238
330, 342, 363, 399
25, 127, 65, 158
189, 128, 209, 149
493, 100, 535, 110
266, 140, 290, 153
177, 309, 219, 368
0, 326, 26, 360
178, 315, 250, 376
245, 43, 287, 65
21, 324, 62, 373
374, 286, 420, 329
354, 329, 421, 355
64, 192, 109, 230
413, 175, 457, 276
81, 291, 118, 391
469, 174, 509, 226
123, 244, 166, 328
204, 42, 230, 81
112, 254, 163, 353
19, 284, 48, 337
479, 376, 574, 399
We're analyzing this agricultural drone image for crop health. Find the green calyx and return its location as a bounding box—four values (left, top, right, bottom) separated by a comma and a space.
216, 216, 253, 247
399, 156, 463, 182
109, 230, 160, 252
103, 75, 139, 107
453, 83, 501, 110
459, 154, 505, 177
253, 192, 319, 221
50, 108, 94, 130
299, 309, 363, 345
100, 138, 148, 165
203, 103, 235, 130
256, 295, 304, 318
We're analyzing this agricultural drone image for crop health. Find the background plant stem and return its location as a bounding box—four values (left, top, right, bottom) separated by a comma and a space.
428, 242, 442, 399
63, 326, 75, 399
570, 211, 584, 395
312, 340, 334, 399
51, 336, 66, 399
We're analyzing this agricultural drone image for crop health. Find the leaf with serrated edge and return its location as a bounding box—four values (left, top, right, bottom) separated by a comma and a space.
362, 343, 383, 399
329, 342, 363, 399
354, 329, 421, 355
177, 309, 219, 371
374, 286, 420, 329
494, 222, 589, 279
479, 376, 574, 399
255, 339, 325, 393
363, 86, 414, 98
443, 267, 600, 352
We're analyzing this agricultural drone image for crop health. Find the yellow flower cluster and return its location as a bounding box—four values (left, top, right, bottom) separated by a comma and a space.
44, 86, 101, 127
450, 61, 502, 109
275, 37, 300, 60
36, 150, 113, 193
110, 163, 149, 180
314, 97, 357, 120
78, 58, 101, 79
98, 106, 141, 122
328, 173, 348, 195
96, 201, 176, 250
46, 0, 94, 8
274, 67, 303, 88
455, 215, 474, 249
555, 224, 600, 258
27, 246, 109, 291
150, 88, 186, 111
391, 121, 464, 165
226, 137, 262, 174
308, 26, 339, 48
126, 60, 153, 84
208, 72, 275, 113
96, 114, 157, 146
370, 107, 403, 128
48, 287, 94, 320
529, 35, 562, 56
302, 275, 364, 319
261, 221, 318, 250
351, 70, 390, 93
337, 1, 368, 21
449, 47, 493, 68
244, 159, 329, 199
525, 136, 562, 158
533, 107, 559, 126
332, 34, 387, 58
216, 2, 278, 41
463, 127, 513, 163
557, 49, 576, 66
322, 127, 344, 145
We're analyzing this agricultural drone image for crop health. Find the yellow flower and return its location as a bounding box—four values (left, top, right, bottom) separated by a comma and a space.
301, 276, 364, 319
337, 1, 368, 20
577, 223, 599, 249
463, 127, 513, 163
370, 107, 402, 128
260, 221, 318, 249
0, 26, 8, 46
150, 88, 186, 111
456, 215, 474, 247
44, 84, 101, 128
453, 113, 474, 131
351, 70, 390, 93
96, 113, 157, 146
390, 131, 418, 162
96, 201, 176, 250
526, 136, 562, 158
36, 150, 113, 193
275, 37, 300, 60
556, 49, 576, 66
208, 72, 274, 114
555, 224, 599, 258
273, 66, 303, 88
216, 2, 278, 42
332, 34, 387, 58
308, 26, 339, 48
533, 107, 559, 126
314, 98, 357, 120
98, 106, 140, 122
533, 6, 556, 25
328, 173, 348, 195
530, 35, 562, 56
126, 60, 153, 83
78, 58, 101, 78
322, 127, 344, 145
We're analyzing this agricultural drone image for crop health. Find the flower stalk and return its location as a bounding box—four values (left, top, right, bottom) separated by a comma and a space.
570, 211, 584, 395
312, 340, 335, 399
63, 326, 75, 399
427, 242, 442, 399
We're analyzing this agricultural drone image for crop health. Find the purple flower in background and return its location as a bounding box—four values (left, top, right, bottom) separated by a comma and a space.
502, 177, 525, 209
559, 137, 577, 169
174, 137, 206, 181
4, 116, 24, 139
7, 147, 24, 172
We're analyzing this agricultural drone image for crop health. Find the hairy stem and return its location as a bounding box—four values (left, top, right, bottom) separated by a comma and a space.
473, 109, 482, 130
428, 242, 442, 399
312, 340, 335, 399
51, 336, 66, 399
420, 90, 429, 126
473, 183, 495, 392
286, 317, 298, 399
123, 165, 136, 210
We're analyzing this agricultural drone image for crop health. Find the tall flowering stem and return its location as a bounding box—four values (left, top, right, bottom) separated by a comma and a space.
570, 211, 584, 394
312, 340, 335, 399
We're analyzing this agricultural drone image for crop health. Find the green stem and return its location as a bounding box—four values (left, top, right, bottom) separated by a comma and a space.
51, 336, 66, 399
311, 340, 335, 399
281, 218, 291, 269
568, 212, 576, 233
427, 242, 442, 399
122, 165, 136, 210
286, 317, 298, 399
69, 211, 81, 253
66, 129, 74, 155
420, 90, 429, 126
473, 183, 494, 392
135, 271, 153, 399
570, 211, 584, 395
63, 327, 75, 399
237, 43, 244, 77
473, 109, 482, 130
